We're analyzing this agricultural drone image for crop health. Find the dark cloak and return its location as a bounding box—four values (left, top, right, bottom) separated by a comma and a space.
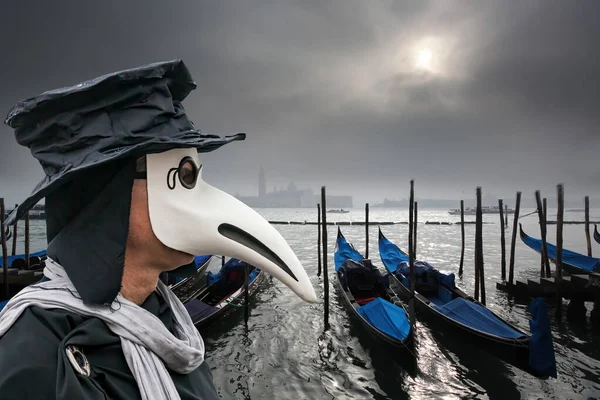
0, 292, 219, 400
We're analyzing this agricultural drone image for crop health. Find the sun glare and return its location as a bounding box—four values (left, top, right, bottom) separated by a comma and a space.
416, 49, 432, 71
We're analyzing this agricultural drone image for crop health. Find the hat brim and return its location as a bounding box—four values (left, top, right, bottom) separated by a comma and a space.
5, 132, 245, 225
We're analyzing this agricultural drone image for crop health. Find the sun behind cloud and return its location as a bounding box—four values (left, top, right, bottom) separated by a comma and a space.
416, 48, 433, 71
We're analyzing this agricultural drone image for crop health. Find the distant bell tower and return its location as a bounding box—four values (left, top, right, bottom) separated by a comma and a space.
258, 165, 266, 198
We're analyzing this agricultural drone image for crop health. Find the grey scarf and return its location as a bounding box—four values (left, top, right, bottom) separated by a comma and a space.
0, 258, 205, 400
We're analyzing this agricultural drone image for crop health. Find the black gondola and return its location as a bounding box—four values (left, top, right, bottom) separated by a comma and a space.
334, 228, 413, 352
594, 224, 600, 245
169, 255, 213, 302
184, 258, 265, 329
378, 228, 556, 378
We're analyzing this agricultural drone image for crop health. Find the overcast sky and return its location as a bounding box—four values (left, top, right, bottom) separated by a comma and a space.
0, 1, 598, 207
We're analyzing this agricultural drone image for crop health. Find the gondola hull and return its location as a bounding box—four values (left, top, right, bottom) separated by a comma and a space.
520, 224, 600, 275
186, 267, 266, 330
334, 277, 413, 352
385, 272, 535, 374
378, 228, 555, 378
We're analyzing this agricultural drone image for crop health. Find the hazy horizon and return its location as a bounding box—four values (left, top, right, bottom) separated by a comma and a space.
1, 1, 598, 208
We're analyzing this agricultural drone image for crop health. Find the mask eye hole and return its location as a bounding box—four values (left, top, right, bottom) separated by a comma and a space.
177, 157, 200, 189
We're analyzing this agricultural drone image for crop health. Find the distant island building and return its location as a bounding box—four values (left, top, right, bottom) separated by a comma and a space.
236, 166, 353, 208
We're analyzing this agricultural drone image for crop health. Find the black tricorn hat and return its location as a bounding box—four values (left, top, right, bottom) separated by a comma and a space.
4, 59, 245, 225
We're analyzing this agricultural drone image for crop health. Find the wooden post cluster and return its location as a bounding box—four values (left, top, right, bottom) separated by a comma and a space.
1, 199, 8, 299
459, 200, 465, 277
365, 203, 369, 259
508, 192, 521, 285
535, 191, 550, 278
555, 184, 564, 321
585, 196, 592, 257
317, 204, 322, 277
321, 187, 329, 330
499, 199, 506, 281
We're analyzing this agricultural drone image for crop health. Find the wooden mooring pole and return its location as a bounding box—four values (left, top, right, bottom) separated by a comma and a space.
321, 187, 329, 330
474, 187, 485, 304
542, 197, 547, 277
508, 192, 522, 285
585, 196, 592, 257
478, 190, 486, 306
556, 184, 564, 322
535, 191, 550, 278
25, 211, 30, 268
505, 204, 509, 228
317, 204, 322, 277
413, 202, 418, 259
365, 203, 369, 259
459, 200, 465, 277
244, 263, 249, 325
408, 180, 416, 326
499, 199, 506, 281
1, 199, 8, 299
11, 204, 17, 256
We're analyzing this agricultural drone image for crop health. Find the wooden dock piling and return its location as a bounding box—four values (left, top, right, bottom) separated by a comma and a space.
505, 204, 509, 228
1, 199, 8, 299
499, 199, 506, 281
585, 196, 592, 257
475, 187, 485, 304
535, 191, 550, 278
25, 212, 30, 268
244, 263, 250, 324
542, 197, 547, 277
365, 203, 369, 258
508, 192, 522, 285
317, 204, 322, 277
321, 187, 329, 330
459, 200, 465, 277
555, 184, 564, 321
413, 202, 418, 259
11, 205, 17, 256
408, 180, 416, 326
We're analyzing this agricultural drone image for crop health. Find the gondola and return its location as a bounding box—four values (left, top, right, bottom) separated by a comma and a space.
169, 255, 213, 302
520, 224, 600, 274
183, 258, 265, 329
334, 228, 413, 352
0, 249, 47, 269
594, 224, 600, 245
378, 228, 556, 378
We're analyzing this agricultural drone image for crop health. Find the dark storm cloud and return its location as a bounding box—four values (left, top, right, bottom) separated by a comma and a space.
0, 1, 598, 207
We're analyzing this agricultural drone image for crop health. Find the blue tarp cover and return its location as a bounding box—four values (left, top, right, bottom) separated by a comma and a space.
433, 298, 526, 339
357, 297, 410, 341
529, 298, 557, 377
0, 249, 47, 267
378, 235, 409, 273
208, 258, 259, 286
521, 229, 600, 272
335, 234, 364, 271
185, 299, 218, 321
0, 300, 8, 312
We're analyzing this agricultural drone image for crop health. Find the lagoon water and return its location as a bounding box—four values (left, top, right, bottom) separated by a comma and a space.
12, 207, 600, 399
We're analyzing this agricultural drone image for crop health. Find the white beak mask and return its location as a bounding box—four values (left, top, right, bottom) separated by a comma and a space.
146, 148, 317, 303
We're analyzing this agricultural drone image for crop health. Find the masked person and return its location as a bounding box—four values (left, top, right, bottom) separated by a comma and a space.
0, 60, 317, 400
